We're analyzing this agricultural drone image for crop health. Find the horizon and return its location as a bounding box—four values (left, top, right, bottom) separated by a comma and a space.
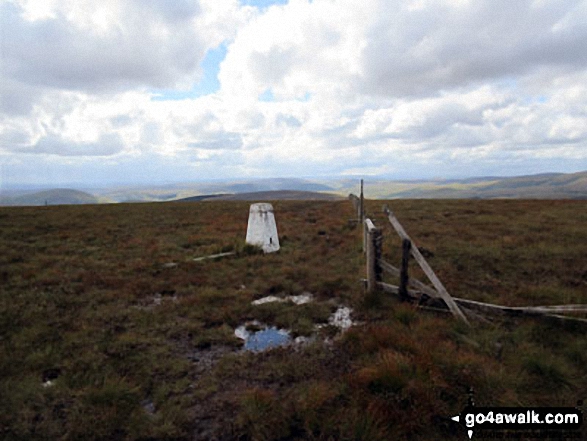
2, 0, 587, 187
1, 170, 585, 194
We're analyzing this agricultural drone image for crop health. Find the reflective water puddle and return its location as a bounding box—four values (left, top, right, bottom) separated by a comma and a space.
235, 305, 355, 352
235, 322, 291, 351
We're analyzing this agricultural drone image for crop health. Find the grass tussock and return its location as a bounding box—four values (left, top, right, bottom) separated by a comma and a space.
1, 199, 586, 439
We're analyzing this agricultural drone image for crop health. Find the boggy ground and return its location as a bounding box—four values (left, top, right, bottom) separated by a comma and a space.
1, 199, 586, 440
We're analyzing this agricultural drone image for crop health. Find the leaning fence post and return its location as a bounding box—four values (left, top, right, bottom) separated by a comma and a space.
399, 238, 411, 301
366, 219, 382, 293
382, 205, 470, 325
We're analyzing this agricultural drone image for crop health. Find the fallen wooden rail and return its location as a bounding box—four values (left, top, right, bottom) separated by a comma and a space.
453, 297, 587, 323
193, 251, 236, 262
378, 219, 587, 326
380, 260, 440, 299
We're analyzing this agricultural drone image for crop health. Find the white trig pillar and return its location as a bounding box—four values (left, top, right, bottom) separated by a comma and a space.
246, 203, 280, 253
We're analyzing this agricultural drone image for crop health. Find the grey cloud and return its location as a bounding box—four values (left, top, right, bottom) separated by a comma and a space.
110, 115, 133, 128
181, 112, 219, 137
0, 77, 42, 116
441, 125, 493, 149
26, 133, 124, 156
143, 0, 201, 23
0, 1, 206, 96
0, 129, 30, 148
399, 103, 485, 139
359, 1, 587, 98
249, 46, 299, 84
140, 122, 162, 145
239, 111, 265, 130
188, 133, 243, 150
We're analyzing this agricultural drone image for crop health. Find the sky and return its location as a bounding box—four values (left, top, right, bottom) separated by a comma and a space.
1, 0, 587, 187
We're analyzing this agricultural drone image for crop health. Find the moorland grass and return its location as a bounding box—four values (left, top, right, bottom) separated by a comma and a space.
0, 199, 586, 439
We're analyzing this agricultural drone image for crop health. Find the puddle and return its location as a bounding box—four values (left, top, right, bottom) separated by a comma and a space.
235, 305, 355, 353
314, 306, 356, 335
141, 399, 156, 416
328, 307, 353, 330
235, 322, 292, 351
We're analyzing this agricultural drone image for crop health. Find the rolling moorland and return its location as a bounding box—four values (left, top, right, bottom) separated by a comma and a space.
1, 197, 587, 440
2, 170, 587, 205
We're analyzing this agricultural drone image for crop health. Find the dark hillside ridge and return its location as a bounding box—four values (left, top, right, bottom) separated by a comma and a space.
356, 170, 587, 199
171, 194, 230, 202
422, 171, 586, 199
176, 190, 343, 202
0, 189, 100, 206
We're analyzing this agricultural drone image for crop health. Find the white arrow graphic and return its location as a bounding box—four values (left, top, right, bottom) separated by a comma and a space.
452, 415, 473, 439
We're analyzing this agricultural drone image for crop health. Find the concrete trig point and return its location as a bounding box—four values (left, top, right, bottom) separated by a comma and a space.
246, 203, 280, 253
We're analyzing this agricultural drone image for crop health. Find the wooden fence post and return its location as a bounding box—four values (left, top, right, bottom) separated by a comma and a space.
360, 179, 364, 222
365, 219, 382, 293
360, 180, 366, 252
399, 238, 411, 301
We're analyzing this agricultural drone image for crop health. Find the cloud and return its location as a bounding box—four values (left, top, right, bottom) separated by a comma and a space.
1, 0, 249, 98
27, 133, 125, 156
0, 77, 42, 115
1, 0, 587, 185
1, 1, 202, 93
275, 113, 302, 128
218, 0, 587, 103
188, 133, 243, 150
357, 0, 587, 98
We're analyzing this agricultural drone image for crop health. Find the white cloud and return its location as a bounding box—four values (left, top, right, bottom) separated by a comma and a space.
1, 0, 587, 185
1, 0, 248, 98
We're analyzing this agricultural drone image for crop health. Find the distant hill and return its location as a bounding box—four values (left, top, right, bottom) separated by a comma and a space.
202, 178, 335, 194
95, 178, 335, 202
177, 190, 343, 202
333, 171, 587, 199
99, 172, 587, 202
0, 189, 101, 206
3, 171, 586, 206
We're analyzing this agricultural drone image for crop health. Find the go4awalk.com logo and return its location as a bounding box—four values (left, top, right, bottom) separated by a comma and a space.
451, 405, 583, 439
